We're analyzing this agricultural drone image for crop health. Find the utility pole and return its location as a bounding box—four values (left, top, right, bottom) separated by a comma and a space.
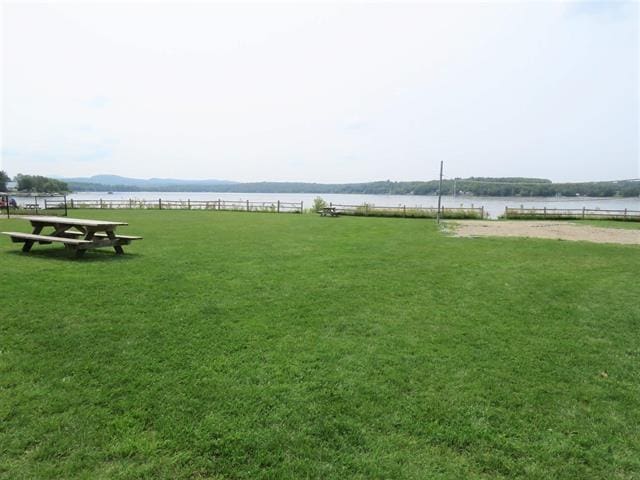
436, 160, 443, 224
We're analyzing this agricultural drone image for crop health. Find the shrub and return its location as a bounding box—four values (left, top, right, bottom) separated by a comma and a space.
312, 197, 327, 213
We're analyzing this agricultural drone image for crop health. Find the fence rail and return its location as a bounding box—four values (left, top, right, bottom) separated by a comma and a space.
328, 203, 485, 219
59, 198, 304, 213
504, 207, 640, 221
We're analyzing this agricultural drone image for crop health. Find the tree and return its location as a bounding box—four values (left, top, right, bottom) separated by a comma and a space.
15, 174, 69, 193
312, 196, 327, 212
0, 171, 9, 191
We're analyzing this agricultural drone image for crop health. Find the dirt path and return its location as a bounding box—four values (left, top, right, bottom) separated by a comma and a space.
447, 221, 640, 245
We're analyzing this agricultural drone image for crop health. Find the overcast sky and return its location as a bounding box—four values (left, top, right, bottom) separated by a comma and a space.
1, 1, 638, 183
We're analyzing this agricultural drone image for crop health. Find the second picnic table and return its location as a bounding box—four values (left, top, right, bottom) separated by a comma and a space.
319, 207, 339, 217
1, 216, 142, 257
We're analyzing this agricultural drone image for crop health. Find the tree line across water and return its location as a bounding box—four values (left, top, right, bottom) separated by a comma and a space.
1, 173, 69, 194
68, 177, 639, 197
2, 171, 639, 197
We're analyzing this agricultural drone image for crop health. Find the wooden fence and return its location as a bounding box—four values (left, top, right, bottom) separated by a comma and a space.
3, 194, 67, 218
328, 203, 485, 219
504, 207, 640, 221
51, 198, 304, 214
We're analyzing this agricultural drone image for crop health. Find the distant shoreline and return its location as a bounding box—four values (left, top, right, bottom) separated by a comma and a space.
67, 190, 638, 200
66, 177, 640, 198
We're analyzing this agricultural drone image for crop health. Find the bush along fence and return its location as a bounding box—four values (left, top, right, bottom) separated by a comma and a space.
502, 207, 640, 222
55, 198, 304, 214
327, 203, 485, 219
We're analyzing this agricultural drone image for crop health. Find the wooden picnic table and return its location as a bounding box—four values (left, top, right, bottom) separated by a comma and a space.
319, 207, 339, 217
1, 216, 142, 257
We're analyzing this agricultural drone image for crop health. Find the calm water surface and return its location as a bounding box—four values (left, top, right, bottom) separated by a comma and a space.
62, 192, 640, 219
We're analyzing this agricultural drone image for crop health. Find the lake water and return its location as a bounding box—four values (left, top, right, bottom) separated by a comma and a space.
61, 191, 640, 218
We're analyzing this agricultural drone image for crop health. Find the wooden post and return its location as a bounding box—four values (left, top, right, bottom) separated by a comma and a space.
63, 195, 68, 216
188, 199, 191, 210
277, 200, 280, 213
436, 160, 443, 224
543, 206, 546, 219
505, 206, 508, 219
403, 205, 406, 217
100, 198, 103, 209
300, 201, 303, 214
246, 200, 250, 212
582, 207, 585, 219
159, 198, 162, 210
480, 206, 484, 219
625, 208, 628, 221
70, 198, 75, 209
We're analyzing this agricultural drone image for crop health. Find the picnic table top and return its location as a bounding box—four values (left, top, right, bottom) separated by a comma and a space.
17, 216, 128, 227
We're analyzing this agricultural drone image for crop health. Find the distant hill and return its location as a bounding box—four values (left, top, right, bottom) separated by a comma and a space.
64, 175, 237, 188
64, 175, 640, 197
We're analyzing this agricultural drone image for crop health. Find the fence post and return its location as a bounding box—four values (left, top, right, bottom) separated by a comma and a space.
543, 207, 547, 219
300, 201, 303, 214
277, 200, 280, 213
504, 206, 508, 219
625, 208, 628, 221
99, 198, 103, 209
218, 199, 221, 210
159, 198, 162, 210
246, 200, 250, 212
481, 206, 484, 219
70, 198, 74, 209
188, 199, 191, 210
403, 205, 406, 217
64, 195, 68, 216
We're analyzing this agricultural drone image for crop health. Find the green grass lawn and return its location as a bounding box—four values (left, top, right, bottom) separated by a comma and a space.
1, 211, 639, 479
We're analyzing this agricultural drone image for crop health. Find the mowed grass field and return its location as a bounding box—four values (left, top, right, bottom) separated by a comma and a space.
1, 210, 639, 479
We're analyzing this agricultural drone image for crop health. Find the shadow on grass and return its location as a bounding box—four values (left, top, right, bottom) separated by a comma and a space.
4, 248, 141, 263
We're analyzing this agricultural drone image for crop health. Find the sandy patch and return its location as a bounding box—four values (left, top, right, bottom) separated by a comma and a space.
447, 221, 640, 245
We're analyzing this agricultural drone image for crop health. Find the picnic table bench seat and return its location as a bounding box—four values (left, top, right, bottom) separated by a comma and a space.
1, 232, 92, 246
94, 232, 143, 240
64, 230, 143, 241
